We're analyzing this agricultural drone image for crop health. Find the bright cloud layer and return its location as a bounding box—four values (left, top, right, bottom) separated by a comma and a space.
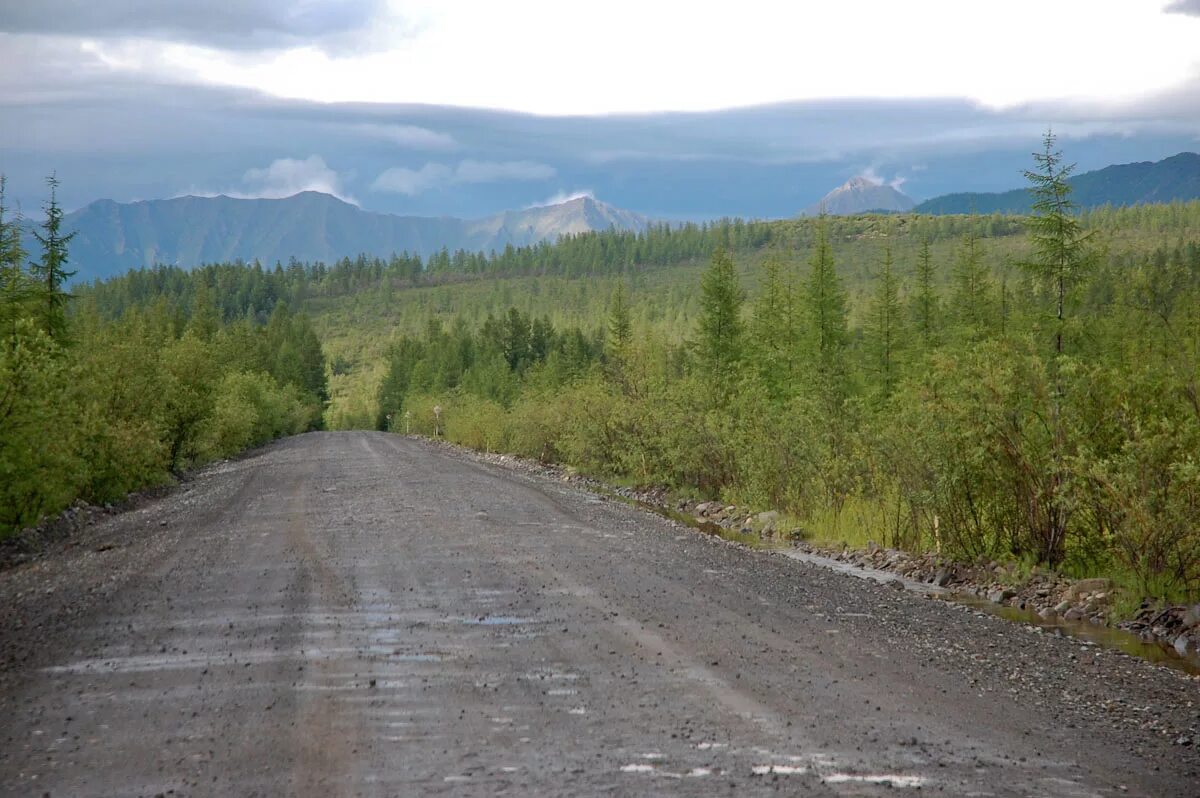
44, 0, 1200, 115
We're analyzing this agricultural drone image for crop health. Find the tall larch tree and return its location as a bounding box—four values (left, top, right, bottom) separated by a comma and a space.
951, 226, 991, 340
805, 220, 848, 377
29, 174, 76, 342
1021, 130, 1094, 358
868, 243, 903, 399
749, 253, 797, 400
911, 237, 938, 349
697, 248, 745, 396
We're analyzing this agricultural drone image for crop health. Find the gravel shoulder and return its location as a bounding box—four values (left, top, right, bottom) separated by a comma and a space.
2, 431, 1198, 796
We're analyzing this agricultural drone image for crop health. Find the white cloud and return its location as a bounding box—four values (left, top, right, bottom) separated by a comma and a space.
528, 189, 593, 208
239, 154, 356, 203
371, 159, 555, 195
352, 123, 457, 150
857, 167, 884, 186
370, 163, 452, 195
55, 1, 1200, 116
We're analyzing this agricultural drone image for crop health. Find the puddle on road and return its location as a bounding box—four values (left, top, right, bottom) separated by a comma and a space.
631, 494, 1200, 676
947, 593, 1200, 675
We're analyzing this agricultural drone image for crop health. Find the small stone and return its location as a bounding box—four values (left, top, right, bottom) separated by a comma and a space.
988, 588, 1017, 604
754, 510, 780, 535
1181, 605, 1200, 630
1054, 601, 1072, 614
1066, 578, 1112, 600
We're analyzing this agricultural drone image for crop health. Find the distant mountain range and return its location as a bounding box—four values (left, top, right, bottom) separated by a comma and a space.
27, 151, 1200, 281
915, 152, 1200, 214
803, 176, 916, 216
46, 192, 652, 281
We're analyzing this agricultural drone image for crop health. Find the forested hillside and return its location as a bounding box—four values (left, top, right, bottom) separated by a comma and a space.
0, 177, 328, 538
916, 151, 1200, 214
20, 138, 1200, 611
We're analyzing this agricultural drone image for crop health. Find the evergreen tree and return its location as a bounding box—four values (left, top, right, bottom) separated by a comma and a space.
696, 248, 745, 386
749, 253, 798, 400
951, 226, 991, 339
29, 174, 76, 341
1021, 130, 1094, 357
0, 176, 31, 342
607, 281, 632, 352
868, 243, 902, 398
911, 237, 938, 348
188, 277, 221, 341
805, 220, 848, 372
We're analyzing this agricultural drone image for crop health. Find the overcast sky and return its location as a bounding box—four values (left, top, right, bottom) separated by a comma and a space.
1, 0, 1198, 217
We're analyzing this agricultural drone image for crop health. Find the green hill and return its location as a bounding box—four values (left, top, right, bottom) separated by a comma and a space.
916, 152, 1200, 214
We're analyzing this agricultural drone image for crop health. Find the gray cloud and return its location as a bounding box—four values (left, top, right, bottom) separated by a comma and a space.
371, 160, 556, 196
1166, 0, 1200, 16
0, 0, 388, 52
2, 46, 1197, 220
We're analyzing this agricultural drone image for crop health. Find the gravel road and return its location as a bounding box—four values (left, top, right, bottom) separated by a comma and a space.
2, 431, 1198, 796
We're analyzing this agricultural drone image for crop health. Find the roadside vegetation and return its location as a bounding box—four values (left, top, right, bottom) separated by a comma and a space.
0, 176, 328, 538
48, 136, 1200, 609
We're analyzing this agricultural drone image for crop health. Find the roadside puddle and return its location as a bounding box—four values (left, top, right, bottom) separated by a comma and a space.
946, 593, 1200, 675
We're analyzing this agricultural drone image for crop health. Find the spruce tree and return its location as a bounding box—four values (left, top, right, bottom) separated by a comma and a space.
29, 174, 75, 341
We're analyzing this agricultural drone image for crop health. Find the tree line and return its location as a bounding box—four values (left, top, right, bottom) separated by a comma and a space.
0, 177, 328, 538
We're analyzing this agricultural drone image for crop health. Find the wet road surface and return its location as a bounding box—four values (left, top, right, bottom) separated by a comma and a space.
2, 432, 1198, 796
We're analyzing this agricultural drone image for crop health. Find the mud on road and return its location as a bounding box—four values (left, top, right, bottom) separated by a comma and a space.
2, 431, 1198, 796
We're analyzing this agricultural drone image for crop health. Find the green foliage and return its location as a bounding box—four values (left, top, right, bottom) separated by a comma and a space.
804, 220, 848, 371
867, 242, 903, 399
696, 248, 745, 393
951, 226, 992, 339
0, 176, 34, 343
29, 174, 76, 342
0, 174, 329, 539
200, 371, 310, 458
0, 323, 81, 530
1021, 130, 1096, 359
911, 237, 938, 348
